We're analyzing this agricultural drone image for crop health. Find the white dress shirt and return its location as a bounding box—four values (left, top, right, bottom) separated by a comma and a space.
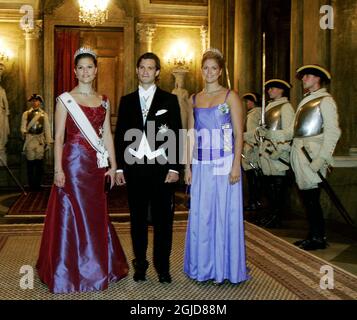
139, 84, 156, 123
116, 84, 178, 175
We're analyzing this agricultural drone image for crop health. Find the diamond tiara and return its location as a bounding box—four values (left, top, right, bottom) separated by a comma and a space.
203, 47, 224, 58
74, 47, 97, 60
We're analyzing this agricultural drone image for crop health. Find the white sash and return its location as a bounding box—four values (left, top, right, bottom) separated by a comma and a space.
57, 92, 109, 168
26, 110, 44, 132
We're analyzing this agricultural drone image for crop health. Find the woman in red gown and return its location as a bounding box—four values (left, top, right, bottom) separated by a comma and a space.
36, 48, 128, 293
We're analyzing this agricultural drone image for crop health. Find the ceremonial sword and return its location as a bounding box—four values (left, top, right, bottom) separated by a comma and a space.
301, 146, 354, 226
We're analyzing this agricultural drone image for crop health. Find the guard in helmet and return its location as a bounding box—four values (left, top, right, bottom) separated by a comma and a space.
21, 94, 53, 191
291, 65, 341, 250
258, 79, 295, 228
242, 92, 262, 212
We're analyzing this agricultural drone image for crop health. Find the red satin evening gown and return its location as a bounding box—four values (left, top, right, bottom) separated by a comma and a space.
37, 98, 129, 293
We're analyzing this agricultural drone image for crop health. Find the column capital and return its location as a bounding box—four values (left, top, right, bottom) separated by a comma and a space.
23, 20, 43, 39
136, 23, 157, 43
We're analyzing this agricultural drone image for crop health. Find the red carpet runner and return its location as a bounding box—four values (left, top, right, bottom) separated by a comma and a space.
7, 186, 188, 217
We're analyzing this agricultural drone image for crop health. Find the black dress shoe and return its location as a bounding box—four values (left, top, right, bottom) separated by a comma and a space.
300, 237, 328, 251
257, 214, 272, 226
158, 273, 172, 283
244, 204, 258, 211
262, 215, 282, 228
293, 239, 310, 246
132, 259, 149, 282
245, 201, 263, 211
133, 271, 147, 282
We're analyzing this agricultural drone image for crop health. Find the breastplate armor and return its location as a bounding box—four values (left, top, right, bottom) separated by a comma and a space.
265, 103, 284, 131
294, 97, 324, 138
27, 109, 44, 134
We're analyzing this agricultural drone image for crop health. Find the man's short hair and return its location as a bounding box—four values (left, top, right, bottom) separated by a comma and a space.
136, 52, 161, 70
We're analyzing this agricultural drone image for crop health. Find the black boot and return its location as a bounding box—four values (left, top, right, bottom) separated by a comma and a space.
26, 160, 36, 191
132, 259, 149, 282
34, 159, 44, 191
245, 170, 262, 211
262, 213, 282, 228
261, 176, 285, 228
298, 188, 327, 250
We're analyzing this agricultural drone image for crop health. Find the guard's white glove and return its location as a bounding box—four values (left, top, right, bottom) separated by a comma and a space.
309, 157, 325, 173
269, 150, 283, 160
256, 126, 267, 138
244, 132, 257, 145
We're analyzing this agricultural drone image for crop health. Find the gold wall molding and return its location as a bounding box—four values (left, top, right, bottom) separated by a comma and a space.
43, 0, 66, 15
137, 0, 208, 17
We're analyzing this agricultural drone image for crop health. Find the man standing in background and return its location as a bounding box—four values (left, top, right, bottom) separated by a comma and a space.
21, 94, 52, 191
0, 62, 10, 165
291, 65, 341, 251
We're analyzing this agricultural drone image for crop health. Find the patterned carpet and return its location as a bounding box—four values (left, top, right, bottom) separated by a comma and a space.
0, 221, 356, 300
5, 186, 188, 220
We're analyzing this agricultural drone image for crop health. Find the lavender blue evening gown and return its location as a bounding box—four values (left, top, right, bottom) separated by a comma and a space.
184, 91, 249, 284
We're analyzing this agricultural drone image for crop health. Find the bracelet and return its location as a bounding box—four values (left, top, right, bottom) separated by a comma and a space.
54, 170, 64, 175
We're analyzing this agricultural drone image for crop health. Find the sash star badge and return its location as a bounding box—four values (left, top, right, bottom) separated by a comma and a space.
99, 126, 104, 136
158, 124, 169, 134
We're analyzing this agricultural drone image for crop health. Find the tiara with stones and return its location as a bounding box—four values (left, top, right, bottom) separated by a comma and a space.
74, 47, 97, 60
203, 48, 224, 58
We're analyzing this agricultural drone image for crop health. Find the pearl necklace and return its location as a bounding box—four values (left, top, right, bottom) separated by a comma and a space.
74, 90, 96, 96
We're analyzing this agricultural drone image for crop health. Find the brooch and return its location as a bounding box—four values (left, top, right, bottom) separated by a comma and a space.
101, 100, 109, 110
218, 103, 230, 114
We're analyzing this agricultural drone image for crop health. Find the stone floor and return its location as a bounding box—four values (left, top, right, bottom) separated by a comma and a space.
1, 188, 357, 277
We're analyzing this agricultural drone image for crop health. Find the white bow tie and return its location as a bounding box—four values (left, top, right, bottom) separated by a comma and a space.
139, 85, 156, 100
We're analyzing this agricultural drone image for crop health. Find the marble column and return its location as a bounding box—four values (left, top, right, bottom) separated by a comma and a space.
330, 0, 357, 154
290, 0, 304, 110
23, 21, 42, 99
234, 0, 262, 94
208, 0, 224, 52
302, 0, 331, 68
200, 25, 208, 54
291, 0, 356, 154
136, 23, 157, 56
208, 0, 236, 89
291, 0, 332, 110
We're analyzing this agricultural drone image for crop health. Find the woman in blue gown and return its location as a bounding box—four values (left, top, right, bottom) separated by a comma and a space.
36, 48, 128, 293
184, 48, 249, 284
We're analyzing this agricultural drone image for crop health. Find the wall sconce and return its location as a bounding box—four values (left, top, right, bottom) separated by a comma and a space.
0, 38, 13, 62
165, 40, 194, 70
